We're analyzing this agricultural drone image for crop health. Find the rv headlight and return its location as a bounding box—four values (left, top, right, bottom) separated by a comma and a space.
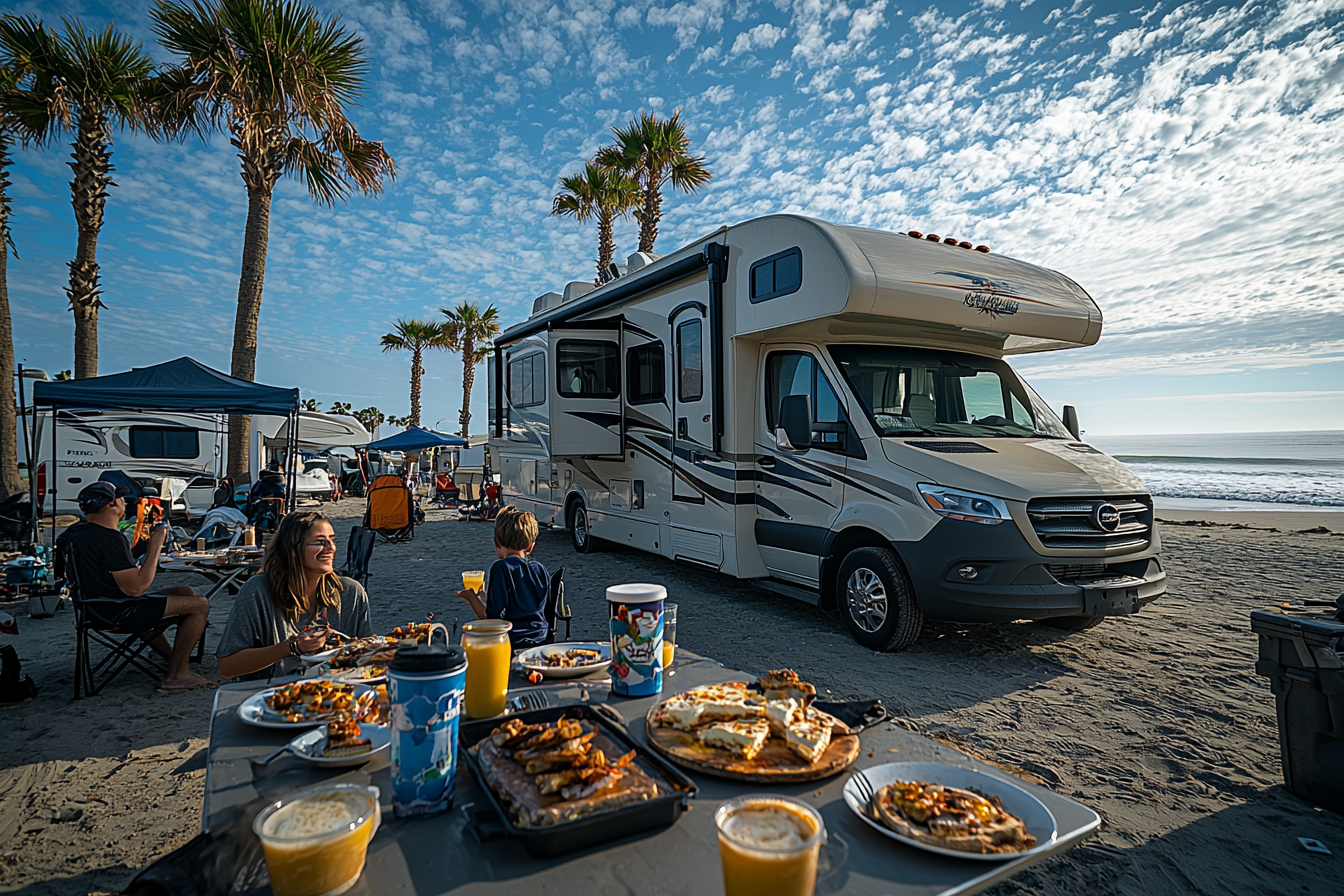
917, 485, 1009, 525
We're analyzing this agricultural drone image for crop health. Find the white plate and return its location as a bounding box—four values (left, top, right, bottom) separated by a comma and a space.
237, 682, 375, 729
842, 762, 1058, 861
298, 646, 342, 667
287, 723, 391, 767
516, 642, 612, 679
307, 662, 388, 685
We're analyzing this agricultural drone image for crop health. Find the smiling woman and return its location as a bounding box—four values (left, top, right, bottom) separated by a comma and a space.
216, 512, 375, 681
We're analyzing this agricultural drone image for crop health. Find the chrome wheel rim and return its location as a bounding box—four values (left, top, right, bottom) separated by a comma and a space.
574, 509, 588, 547
846, 567, 887, 633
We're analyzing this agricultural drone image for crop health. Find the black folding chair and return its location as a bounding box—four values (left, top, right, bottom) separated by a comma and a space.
542, 566, 572, 644
339, 526, 376, 592
63, 545, 205, 699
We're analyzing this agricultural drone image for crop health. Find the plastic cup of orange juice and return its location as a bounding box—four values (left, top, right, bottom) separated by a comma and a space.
716, 794, 825, 896
662, 603, 678, 671
253, 782, 381, 896
461, 570, 485, 593
461, 619, 512, 718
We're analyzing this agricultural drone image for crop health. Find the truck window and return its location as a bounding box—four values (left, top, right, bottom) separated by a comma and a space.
129, 427, 199, 459
676, 320, 703, 401
750, 247, 802, 302
626, 342, 665, 404
508, 352, 545, 407
765, 352, 846, 449
556, 340, 618, 398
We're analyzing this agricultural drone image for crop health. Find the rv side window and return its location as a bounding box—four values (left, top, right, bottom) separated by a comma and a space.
626, 342, 665, 405
750, 247, 802, 303
676, 320, 703, 401
556, 340, 619, 398
129, 427, 199, 459
508, 353, 545, 407
765, 352, 845, 449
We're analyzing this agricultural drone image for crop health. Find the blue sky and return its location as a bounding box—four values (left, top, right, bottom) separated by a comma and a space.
7, 0, 1343, 436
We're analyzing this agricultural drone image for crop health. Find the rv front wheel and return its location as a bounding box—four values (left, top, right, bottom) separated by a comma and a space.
570, 503, 601, 554
837, 547, 923, 652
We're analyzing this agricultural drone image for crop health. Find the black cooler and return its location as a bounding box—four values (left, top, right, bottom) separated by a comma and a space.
1250, 605, 1344, 814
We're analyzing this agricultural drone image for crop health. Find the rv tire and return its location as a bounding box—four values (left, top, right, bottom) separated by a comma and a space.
570, 503, 601, 554
1038, 614, 1106, 631
836, 547, 923, 652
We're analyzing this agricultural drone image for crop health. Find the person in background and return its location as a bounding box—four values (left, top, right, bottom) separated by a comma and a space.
456, 507, 549, 650
217, 511, 374, 681
56, 482, 213, 693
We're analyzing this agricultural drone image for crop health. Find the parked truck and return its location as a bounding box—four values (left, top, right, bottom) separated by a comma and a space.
488, 215, 1166, 650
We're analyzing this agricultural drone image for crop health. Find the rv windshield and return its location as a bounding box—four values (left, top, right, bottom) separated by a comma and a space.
828, 345, 1071, 439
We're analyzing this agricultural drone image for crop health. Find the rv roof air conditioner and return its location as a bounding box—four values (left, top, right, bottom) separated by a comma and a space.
531, 292, 563, 316
563, 281, 595, 302
626, 251, 660, 272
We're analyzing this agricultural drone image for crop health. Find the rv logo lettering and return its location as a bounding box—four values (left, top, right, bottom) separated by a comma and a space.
963, 291, 1020, 317
915, 271, 1044, 319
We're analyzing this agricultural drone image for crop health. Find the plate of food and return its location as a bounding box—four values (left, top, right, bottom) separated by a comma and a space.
287, 718, 391, 767
308, 661, 389, 685
645, 669, 860, 782
516, 642, 612, 679
843, 762, 1057, 860
237, 680, 376, 729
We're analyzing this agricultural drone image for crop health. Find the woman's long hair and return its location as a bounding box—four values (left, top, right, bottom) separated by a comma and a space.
262, 511, 342, 624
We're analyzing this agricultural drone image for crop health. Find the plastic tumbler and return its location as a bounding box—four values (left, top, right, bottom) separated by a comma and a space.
461, 620, 512, 718
716, 794, 826, 896
253, 782, 381, 896
662, 603, 678, 671
462, 570, 485, 593
387, 642, 467, 818
607, 583, 665, 696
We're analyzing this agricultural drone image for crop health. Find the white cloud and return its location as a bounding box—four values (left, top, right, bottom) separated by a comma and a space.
731, 22, 787, 55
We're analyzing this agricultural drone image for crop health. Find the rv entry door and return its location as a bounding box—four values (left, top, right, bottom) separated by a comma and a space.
672, 313, 713, 500
548, 331, 622, 457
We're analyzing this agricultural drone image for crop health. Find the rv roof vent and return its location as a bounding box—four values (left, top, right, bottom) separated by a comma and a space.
627, 251, 660, 272
563, 281, 595, 303
531, 292, 563, 316
904, 440, 997, 454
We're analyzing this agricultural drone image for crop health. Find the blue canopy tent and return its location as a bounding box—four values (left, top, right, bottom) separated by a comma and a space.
363, 426, 466, 452
29, 358, 302, 541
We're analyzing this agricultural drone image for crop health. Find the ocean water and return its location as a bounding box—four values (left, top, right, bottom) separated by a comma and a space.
1086, 431, 1344, 511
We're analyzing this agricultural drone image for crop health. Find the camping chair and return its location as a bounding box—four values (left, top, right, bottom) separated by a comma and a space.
63, 544, 205, 699
454, 472, 485, 521
542, 567, 572, 644
364, 474, 415, 543
339, 526, 376, 591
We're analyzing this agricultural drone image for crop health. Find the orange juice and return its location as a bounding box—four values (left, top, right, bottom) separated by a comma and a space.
253, 784, 380, 896
662, 641, 676, 668
716, 796, 824, 896
462, 570, 485, 592
461, 620, 512, 718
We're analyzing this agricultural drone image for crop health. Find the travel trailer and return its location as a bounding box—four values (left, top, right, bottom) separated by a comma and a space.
489, 215, 1166, 651
23, 410, 368, 516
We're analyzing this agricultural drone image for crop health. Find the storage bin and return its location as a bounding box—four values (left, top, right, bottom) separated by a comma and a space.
1250, 606, 1344, 813
28, 589, 65, 619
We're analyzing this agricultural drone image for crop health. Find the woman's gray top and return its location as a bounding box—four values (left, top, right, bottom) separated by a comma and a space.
216, 574, 375, 682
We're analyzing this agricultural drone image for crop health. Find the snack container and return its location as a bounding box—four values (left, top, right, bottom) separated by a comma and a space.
459, 703, 698, 857
388, 643, 468, 818
607, 583, 666, 696
252, 782, 380, 896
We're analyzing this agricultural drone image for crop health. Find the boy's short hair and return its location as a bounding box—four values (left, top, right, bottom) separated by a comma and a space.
494, 505, 538, 551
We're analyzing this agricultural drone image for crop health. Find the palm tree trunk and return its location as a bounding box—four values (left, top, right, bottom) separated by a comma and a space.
227, 183, 273, 481
0, 137, 22, 499
68, 110, 112, 380
597, 210, 614, 279
410, 348, 423, 427
636, 174, 661, 254
459, 337, 474, 440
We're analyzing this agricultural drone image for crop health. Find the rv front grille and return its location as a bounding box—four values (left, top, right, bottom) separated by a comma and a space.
904, 441, 997, 454
1045, 563, 1108, 582
1026, 496, 1153, 553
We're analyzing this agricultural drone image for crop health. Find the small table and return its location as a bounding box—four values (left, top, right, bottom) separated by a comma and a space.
200, 654, 1099, 895
160, 555, 262, 601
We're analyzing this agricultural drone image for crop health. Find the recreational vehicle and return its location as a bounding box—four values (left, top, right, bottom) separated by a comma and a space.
489, 215, 1166, 651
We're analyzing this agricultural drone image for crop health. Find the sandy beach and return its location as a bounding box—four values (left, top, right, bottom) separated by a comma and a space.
0, 501, 1340, 895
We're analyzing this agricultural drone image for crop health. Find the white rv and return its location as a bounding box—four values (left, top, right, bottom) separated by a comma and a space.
488, 215, 1166, 650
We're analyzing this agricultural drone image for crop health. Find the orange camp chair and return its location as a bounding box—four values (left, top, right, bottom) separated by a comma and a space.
364, 474, 415, 543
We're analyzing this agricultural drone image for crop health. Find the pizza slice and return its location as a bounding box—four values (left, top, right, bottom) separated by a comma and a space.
697, 718, 770, 760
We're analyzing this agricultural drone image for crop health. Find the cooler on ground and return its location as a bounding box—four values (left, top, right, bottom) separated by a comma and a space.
1250, 605, 1344, 814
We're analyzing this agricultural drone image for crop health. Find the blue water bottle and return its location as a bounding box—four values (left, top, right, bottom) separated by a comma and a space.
387, 641, 467, 818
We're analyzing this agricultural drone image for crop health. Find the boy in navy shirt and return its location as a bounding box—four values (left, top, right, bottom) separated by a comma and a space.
456, 507, 549, 649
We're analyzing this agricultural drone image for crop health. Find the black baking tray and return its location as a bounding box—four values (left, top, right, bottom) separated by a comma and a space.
459, 703, 699, 857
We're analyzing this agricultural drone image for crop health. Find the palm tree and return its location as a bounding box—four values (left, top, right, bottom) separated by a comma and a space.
380, 319, 450, 429
301, 398, 319, 411
2, 17, 158, 379
152, 0, 395, 481
329, 401, 352, 415
352, 406, 383, 434
441, 303, 499, 441
552, 161, 639, 282
594, 110, 712, 254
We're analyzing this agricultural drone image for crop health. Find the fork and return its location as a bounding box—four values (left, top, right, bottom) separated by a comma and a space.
507, 689, 552, 713
851, 769, 878, 819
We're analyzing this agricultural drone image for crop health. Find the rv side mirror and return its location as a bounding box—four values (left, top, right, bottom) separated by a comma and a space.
777, 394, 813, 452
1062, 405, 1081, 440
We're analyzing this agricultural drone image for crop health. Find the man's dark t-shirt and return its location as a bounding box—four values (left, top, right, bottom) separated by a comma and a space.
57, 521, 136, 599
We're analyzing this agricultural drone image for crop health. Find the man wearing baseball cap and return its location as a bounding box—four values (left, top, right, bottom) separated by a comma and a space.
55, 482, 213, 692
